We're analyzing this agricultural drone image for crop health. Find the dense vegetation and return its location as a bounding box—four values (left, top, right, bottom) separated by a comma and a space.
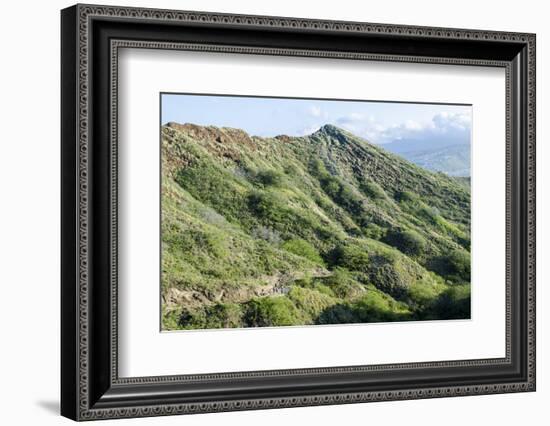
161, 122, 471, 330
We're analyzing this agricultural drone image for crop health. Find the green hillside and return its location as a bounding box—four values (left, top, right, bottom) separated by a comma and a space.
161, 122, 471, 330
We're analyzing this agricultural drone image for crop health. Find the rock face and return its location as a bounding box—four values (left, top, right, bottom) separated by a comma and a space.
161, 122, 471, 330
163, 269, 334, 312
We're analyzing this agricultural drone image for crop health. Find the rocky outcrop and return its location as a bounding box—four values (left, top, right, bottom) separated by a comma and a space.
163, 268, 332, 311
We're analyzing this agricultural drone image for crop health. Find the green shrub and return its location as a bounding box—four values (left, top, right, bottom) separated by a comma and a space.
418, 205, 440, 221
251, 225, 282, 244
337, 183, 363, 214
351, 290, 410, 322
360, 180, 385, 200
282, 238, 324, 265
428, 249, 470, 282
316, 290, 410, 324
322, 176, 341, 199
200, 207, 227, 227
162, 309, 181, 330
323, 267, 364, 299
256, 169, 284, 187
247, 190, 287, 223
313, 283, 337, 298
443, 249, 471, 281
292, 272, 314, 288
329, 243, 370, 272
383, 229, 427, 257
175, 160, 248, 222
316, 303, 359, 325
287, 286, 336, 319
406, 279, 447, 316
427, 284, 471, 319
171, 228, 228, 259
309, 158, 329, 176
432, 214, 469, 243
177, 303, 244, 329
310, 159, 363, 215
283, 163, 299, 176
394, 190, 418, 203
369, 260, 409, 300
363, 223, 386, 240
244, 297, 304, 327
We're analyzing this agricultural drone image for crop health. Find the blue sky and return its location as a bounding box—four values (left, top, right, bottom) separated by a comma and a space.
161, 93, 471, 146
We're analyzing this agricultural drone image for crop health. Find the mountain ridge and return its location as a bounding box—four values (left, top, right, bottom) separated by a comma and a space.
165, 121, 470, 176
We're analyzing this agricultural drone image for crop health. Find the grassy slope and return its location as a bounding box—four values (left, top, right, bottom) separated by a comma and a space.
161, 123, 471, 330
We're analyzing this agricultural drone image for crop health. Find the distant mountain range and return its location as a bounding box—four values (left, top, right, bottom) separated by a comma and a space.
380, 138, 470, 177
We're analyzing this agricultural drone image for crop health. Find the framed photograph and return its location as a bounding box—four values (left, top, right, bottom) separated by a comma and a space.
61, 4, 536, 421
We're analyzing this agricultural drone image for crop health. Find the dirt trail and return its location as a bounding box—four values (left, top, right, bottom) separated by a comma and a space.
163, 268, 332, 311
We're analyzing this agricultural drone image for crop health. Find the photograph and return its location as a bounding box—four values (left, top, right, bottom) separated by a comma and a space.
160, 94, 472, 331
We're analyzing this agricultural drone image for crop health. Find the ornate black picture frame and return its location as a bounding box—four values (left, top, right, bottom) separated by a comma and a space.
61, 4, 536, 421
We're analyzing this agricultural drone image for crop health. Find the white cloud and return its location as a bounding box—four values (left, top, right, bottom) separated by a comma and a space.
307, 105, 328, 119
308, 106, 322, 117
334, 111, 471, 145
404, 119, 423, 131
432, 111, 471, 131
